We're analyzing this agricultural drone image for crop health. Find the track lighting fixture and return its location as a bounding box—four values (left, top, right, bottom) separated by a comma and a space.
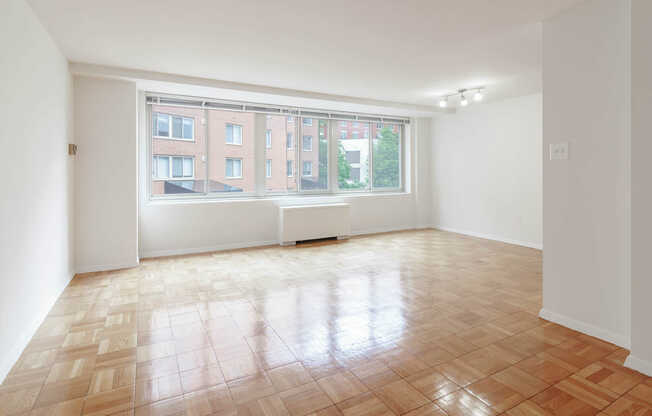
438, 87, 485, 108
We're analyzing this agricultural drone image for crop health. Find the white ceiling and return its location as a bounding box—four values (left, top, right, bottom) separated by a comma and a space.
27, 0, 583, 107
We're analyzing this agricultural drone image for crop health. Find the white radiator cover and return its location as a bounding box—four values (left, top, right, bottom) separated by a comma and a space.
278, 203, 351, 245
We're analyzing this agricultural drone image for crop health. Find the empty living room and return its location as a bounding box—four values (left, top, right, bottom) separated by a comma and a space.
1, 0, 651, 415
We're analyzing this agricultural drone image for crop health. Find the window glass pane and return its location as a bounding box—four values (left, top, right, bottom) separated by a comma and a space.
233, 125, 242, 144
302, 135, 312, 151
172, 116, 183, 138
225, 124, 233, 144
172, 156, 183, 177
183, 158, 193, 177
265, 115, 297, 193
299, 118, 328, 191
372, 123, 401, 189
287, 160, 292, 177
266, 130, 272, 148
157, 156, 169, 178
151, 105, 206, 195
183, 118, 193, 139
302, 161, 312, 176
156, 113, 169, 137
303, 118, 312, 126
225, 159, 233, 177
338, 120, 369, 190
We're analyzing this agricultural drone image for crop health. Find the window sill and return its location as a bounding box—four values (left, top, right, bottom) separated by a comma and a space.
146, 190, 410, 206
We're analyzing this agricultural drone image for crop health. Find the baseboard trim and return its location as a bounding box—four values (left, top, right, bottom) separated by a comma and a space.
140, 240, 279, 259
624, 354, 652, 376
351, 224, 420, 236
433, 225, 542, 250
75, 262, 140, 274
539, 308, 630, 349
0, 272, 73, 384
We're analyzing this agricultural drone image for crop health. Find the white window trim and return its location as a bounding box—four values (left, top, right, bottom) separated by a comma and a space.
146, 99, 406, 201
152, 155, 195, 179
225, 123, 243, 145
153, 112, 195, 142
302, 135, 313, 152
225, 157, 243, 179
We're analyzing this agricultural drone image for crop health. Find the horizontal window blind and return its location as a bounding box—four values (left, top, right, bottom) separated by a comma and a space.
146, 94, 410, 125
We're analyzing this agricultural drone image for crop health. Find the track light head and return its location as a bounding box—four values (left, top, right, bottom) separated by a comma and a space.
439, 98, 448, 108
460, 94, 468, 107
474, 89, 484, 102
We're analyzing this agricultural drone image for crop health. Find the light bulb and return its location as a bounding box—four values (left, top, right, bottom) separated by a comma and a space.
474, 90, 483, 102
439, 98, 448, 108
460, 95, 468, 107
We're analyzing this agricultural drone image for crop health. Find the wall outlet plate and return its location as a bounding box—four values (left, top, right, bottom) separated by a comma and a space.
550, 142, 569, 160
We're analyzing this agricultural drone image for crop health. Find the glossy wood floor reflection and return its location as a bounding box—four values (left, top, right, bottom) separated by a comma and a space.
2, 230, 650, 416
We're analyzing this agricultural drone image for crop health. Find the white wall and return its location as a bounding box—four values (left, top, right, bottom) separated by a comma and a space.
541, 0, 631, 348
431, 94, 542, 249
139, 114, 433, 257
628, 0, 652, 375
74, 76, 139, 272
0, 0, 74, 382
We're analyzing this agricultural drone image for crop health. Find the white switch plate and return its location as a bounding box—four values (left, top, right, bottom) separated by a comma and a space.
550, 142, 569, 160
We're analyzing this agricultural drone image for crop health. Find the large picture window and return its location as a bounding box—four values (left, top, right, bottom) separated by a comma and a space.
148, 95, 405, 198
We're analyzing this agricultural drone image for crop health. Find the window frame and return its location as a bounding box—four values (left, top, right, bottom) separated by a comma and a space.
153, 112, 195, 141
266, 129, 272, 149
266, 159, 272, 178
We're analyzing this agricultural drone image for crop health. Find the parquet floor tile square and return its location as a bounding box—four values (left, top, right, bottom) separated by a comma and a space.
374, 379, 430, 415
279, 382, 333, 416
336, 391, 394, 416
466, 376, 525, 412
404, 368, 459, 400
435, 389, 497, 416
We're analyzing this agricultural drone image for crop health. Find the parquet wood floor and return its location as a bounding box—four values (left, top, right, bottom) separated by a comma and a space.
1, 230, 650, 415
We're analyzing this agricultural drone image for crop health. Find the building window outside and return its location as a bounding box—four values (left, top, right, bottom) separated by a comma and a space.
152, 155, 194, 178
302, 161, 312, 177
226, 158, 243, 178
153, 113, 194, 140
302, 135, 313, 151
226, 124, 243, 144
286, 133, 293, 149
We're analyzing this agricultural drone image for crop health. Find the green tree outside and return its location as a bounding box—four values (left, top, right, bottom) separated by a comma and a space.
372, 127, 400, 188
